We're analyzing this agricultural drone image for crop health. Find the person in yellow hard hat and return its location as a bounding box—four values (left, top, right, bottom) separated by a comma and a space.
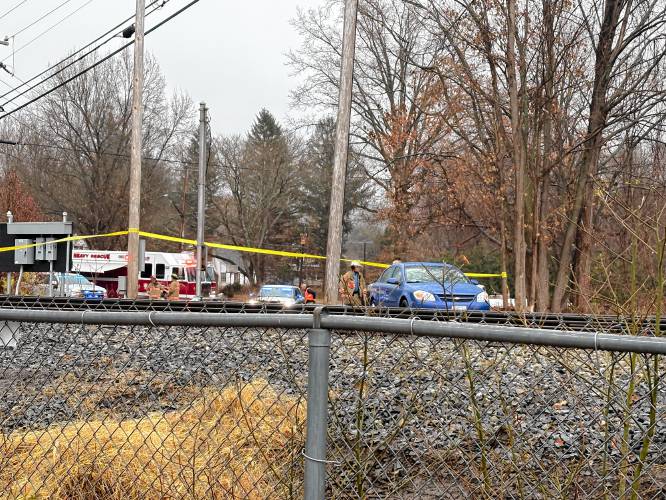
339, 261, 367, 306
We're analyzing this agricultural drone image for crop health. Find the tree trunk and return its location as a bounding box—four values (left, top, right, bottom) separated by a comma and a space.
529, 182, 541, 311
551, 0, 624, 312
500, 217, 510, 309
574, 189, 594, 312
506, 0, 527, 311
536, 175, 551, 311
534, 0, 557, 312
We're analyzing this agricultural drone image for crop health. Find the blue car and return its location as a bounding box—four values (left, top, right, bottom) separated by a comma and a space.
368, 262, 490, 310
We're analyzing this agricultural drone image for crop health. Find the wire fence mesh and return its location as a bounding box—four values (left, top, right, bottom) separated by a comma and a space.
0, 308, 663, 498
326, 331, 666, 499
0, 321, 310, 498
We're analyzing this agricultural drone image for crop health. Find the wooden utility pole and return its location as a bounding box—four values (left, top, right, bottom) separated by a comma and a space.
323, 0, 359, 304
126, 0, 146, 299
195, 102, 207, 298
179, 166, 189, 251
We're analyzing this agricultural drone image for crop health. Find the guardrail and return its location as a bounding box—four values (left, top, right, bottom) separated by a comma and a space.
0, 307, 663, 498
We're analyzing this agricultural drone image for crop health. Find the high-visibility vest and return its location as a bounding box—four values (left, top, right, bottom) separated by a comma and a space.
148, 283, 162, 299
168, 281, 180, 300
304, 289, 315, 303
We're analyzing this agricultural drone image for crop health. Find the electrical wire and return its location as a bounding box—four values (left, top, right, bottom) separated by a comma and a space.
12, 0, 75, 38
0, 0, 195, 120
0, 76, 53, 142
0, 141, 372, 180
0, 0, 31, 22
3, 140, 202, 166
2, 0, 97, 68
1, 0, 168, 104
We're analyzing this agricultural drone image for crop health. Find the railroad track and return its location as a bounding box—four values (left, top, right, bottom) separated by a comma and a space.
0, 295, 662, 335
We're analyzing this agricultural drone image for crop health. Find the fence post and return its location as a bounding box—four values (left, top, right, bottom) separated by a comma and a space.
304, 327, 331, 500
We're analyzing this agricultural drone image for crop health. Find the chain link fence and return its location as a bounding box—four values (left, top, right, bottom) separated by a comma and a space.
0, 295, 664, 332
325, 331, 666, 499
0, 319, 311, 498
0, 307, 663, 498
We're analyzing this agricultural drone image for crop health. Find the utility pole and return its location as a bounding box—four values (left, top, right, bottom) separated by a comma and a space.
195, 102, 208, 298
126, 0, 146, 299
179, 166, 190, 251
323, 0, 359, 304
362, 242, 367, 279
299, 230, 307, 287
5, 211, 12, 295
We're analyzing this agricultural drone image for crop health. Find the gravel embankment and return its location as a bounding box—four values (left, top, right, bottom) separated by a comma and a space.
1, 322, 665, 496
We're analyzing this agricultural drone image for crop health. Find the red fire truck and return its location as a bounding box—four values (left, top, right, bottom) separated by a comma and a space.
71, 250, 216, 299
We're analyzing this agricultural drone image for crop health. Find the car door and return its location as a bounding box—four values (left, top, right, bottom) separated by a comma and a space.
371, 266, 394, 305
384, 266, 404, 307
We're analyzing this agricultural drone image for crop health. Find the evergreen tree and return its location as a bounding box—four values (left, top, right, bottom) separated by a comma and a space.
217, 110, 300, 283
300, 117, 371, 254
249, 109, 283, 142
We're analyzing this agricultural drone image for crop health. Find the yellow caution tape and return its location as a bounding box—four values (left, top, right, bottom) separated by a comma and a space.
0, 230, 130, 253
138, 230, 196, 246
0, 227, 508, 278
465, 272, 509, 279
204, 239, 389, 269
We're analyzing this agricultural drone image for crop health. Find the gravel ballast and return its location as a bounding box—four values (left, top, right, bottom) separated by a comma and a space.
0, 321, 665, 497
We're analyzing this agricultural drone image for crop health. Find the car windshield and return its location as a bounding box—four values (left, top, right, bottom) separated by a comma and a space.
260, 287, 294, 298
405, 266, 469, 284
64, 275, 90, 285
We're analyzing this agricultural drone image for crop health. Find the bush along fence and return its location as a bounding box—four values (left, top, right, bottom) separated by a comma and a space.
0, 307, 664, 498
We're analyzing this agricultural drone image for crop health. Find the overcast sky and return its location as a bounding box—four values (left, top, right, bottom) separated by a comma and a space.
0, 0, 329, 135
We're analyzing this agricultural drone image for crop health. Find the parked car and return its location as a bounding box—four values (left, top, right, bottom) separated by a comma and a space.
252, 285, 305, 307
53, 273, 106, 299
488, 294, 515, 309
368, 262, 490, 310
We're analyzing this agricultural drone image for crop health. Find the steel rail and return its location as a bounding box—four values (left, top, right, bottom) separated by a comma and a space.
0, 309, 664, 355
0, 296, 663, 333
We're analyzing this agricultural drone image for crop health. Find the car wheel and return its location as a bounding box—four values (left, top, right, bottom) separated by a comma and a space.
399, 298, 409, 309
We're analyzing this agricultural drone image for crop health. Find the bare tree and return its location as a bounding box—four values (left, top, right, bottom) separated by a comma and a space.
290, 0, 447, 254
551, 0, 666, 311
5, 51, 193, 249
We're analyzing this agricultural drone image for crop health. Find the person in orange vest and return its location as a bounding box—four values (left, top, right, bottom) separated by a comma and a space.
147, 275, 165, 300
301, 282, 316, 304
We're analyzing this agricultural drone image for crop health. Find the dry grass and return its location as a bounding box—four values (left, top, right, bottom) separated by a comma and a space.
0, 381, 306, 499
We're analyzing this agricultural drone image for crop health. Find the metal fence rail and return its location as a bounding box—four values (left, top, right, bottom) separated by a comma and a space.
0, 295, 664, 334
0, 308, 664, 499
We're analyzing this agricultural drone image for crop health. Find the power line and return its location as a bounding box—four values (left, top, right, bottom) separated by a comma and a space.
2, 0, 97, 69
12, 0, 75, 38
0, 76, 50, 136
0, 141, 372, 180
1, 0, 168, 106
0, 0, 200, 120
0, 0, 31, 22
0, 140, 191, 165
